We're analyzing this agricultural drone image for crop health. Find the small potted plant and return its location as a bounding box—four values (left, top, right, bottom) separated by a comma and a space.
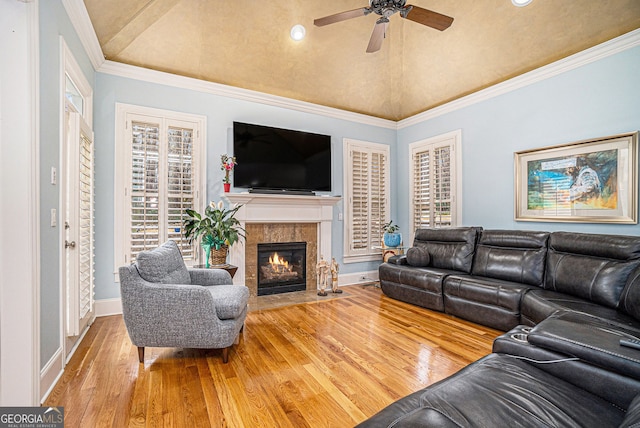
184, 201, 245, 267
221, 154, 237, 193
382, 220, 402, 248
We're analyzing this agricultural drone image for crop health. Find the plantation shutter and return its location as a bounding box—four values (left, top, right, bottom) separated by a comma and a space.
351, 150, 370, 251
78, 132, 93, 320
345, 140, 390, 261
128, 119, 199, 263
166, 126, 195, 260
370, 151, 387, 246
412, 138, 456, 231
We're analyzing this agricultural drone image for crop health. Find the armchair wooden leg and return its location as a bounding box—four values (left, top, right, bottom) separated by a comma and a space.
137, 347, 145, 363
222, 347, 229, 364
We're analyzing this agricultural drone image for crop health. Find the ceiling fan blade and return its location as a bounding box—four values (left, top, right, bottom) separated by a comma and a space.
314, 8, 370, 27
403, 5, 454, 31
366, 19, 389, 53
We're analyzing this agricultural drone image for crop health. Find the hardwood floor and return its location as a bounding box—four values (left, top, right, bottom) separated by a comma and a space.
44, 285, 501, 427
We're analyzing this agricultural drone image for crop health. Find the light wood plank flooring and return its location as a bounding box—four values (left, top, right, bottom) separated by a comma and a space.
44, 285, 501, 427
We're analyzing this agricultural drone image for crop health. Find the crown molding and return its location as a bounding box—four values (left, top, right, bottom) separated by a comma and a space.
61, 0, 104, 70
398, 28, 640, 129
98, 61, 398, 130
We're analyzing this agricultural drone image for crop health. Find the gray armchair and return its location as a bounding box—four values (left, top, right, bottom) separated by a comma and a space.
119, 240, 249, 363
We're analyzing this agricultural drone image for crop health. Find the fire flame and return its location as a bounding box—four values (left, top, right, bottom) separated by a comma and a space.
269, 252, 293, 273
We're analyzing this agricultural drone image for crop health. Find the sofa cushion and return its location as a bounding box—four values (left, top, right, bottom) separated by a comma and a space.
471, 229, 549, 286
544, 232, 640, 309
406, 246, 431, 267
444, 275, 535, 331
620, 267, 640, 321
412, 227, 481, 274
520, 288, 640, 327
135, 240, 191, 285
205, 284, 249, 320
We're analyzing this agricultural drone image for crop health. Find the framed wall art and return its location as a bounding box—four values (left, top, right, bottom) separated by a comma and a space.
515, 132, 638, 223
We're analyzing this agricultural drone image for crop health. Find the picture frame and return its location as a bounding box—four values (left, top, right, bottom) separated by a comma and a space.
514, 132, 638, 223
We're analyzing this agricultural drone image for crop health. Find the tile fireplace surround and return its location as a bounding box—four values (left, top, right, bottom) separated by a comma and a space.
223, 193, 341, 295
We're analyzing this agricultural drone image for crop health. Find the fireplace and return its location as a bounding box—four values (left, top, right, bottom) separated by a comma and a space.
257, 242, 307, 296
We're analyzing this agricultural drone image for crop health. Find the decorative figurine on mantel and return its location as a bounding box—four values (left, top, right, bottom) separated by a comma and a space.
316, 256, 330, 296
331, 257, 342, 293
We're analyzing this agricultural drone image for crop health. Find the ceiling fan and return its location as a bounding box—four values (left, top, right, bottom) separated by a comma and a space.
314, 0, 454, 53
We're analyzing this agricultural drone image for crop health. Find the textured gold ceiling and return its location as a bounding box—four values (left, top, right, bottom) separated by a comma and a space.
84, 0, 640, 121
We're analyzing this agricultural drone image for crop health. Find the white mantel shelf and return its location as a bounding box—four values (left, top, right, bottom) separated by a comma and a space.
223, 192, 341, 206
222, 192, 341, 286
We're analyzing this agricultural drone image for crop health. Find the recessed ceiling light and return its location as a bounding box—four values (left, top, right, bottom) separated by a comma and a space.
290, 25, 306, 41
512, 0, 532, 6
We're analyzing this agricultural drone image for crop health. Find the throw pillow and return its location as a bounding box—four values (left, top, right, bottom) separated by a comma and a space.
136, 240, 191, 284
406, 246, 431, 267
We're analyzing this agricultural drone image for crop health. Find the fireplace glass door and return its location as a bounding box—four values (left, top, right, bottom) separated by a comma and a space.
257, 242, 306, 296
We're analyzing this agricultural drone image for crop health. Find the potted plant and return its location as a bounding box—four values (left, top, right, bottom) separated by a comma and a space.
382, 220, 402, 248
184, 201, 245, 267
221, 154, 237, 193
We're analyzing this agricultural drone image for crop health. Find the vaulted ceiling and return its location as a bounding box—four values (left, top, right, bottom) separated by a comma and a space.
84, 0, 640, 121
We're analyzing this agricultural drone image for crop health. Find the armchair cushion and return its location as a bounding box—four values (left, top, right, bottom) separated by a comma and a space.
136, 240, 191, 285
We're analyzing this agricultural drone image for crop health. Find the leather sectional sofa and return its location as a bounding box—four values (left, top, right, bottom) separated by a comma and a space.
378, 227, 640, 332
356, 228, 640, 427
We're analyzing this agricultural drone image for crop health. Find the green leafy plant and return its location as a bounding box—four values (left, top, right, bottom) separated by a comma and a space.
382, 220, 400, 234
184, 201, 245, 249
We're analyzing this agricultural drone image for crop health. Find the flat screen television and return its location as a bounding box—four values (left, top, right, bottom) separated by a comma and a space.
233, 122, 332, 194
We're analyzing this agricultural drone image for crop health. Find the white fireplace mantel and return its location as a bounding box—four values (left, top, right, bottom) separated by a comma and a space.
223, 193, 341, 285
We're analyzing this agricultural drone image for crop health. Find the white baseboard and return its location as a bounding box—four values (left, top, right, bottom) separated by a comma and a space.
338, 270, 379, 286
95, 298, 122, 317
93, 273, 377, 318
39, 348, 63, 403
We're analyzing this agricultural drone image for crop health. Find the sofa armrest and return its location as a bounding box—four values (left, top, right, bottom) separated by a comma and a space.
188, 268, 233, 286
528, 312, 640, 381
387, 255, 407, 265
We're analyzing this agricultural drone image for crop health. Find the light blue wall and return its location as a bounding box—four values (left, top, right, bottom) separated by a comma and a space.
397, 45, 640, 238
93, 74, 397, 299
38, 1, 95, 367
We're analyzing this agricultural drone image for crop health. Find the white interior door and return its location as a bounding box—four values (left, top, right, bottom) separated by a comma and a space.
63, 106, 95, 341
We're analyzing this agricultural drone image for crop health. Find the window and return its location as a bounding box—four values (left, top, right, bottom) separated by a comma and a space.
114, 104, 206, 275
343, 139, 390, 262
409, 130, 462, 240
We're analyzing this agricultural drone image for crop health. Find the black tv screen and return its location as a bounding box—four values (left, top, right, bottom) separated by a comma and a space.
233, 122, 332, 193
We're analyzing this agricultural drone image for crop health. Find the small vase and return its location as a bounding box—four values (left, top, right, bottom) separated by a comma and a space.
201, 243, 211, 268
383, 232, 402, 248
223, 183, 231, 193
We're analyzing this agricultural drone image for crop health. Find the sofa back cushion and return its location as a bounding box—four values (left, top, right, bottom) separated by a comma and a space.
619, 267, 640, 321
413, 227, 481, 273
544, 232, 640, 309
472, 230, 549, 286
135, 240, 191, 284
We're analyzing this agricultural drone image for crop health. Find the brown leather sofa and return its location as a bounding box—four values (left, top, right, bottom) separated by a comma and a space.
359, 228, 640, 427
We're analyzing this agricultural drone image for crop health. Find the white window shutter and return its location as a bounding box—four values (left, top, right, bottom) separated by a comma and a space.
130, 121, 161, 261
116, 106, 205, 271
410, 131, 461, 236
344, 139, 390, 262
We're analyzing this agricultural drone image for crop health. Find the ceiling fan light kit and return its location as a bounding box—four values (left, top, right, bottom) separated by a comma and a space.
512, 0, 533, 6
290, 24, 306, 41
314, 0, 454, 53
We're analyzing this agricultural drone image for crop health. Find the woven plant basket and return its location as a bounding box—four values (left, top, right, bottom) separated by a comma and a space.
210, 245, 228, 266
